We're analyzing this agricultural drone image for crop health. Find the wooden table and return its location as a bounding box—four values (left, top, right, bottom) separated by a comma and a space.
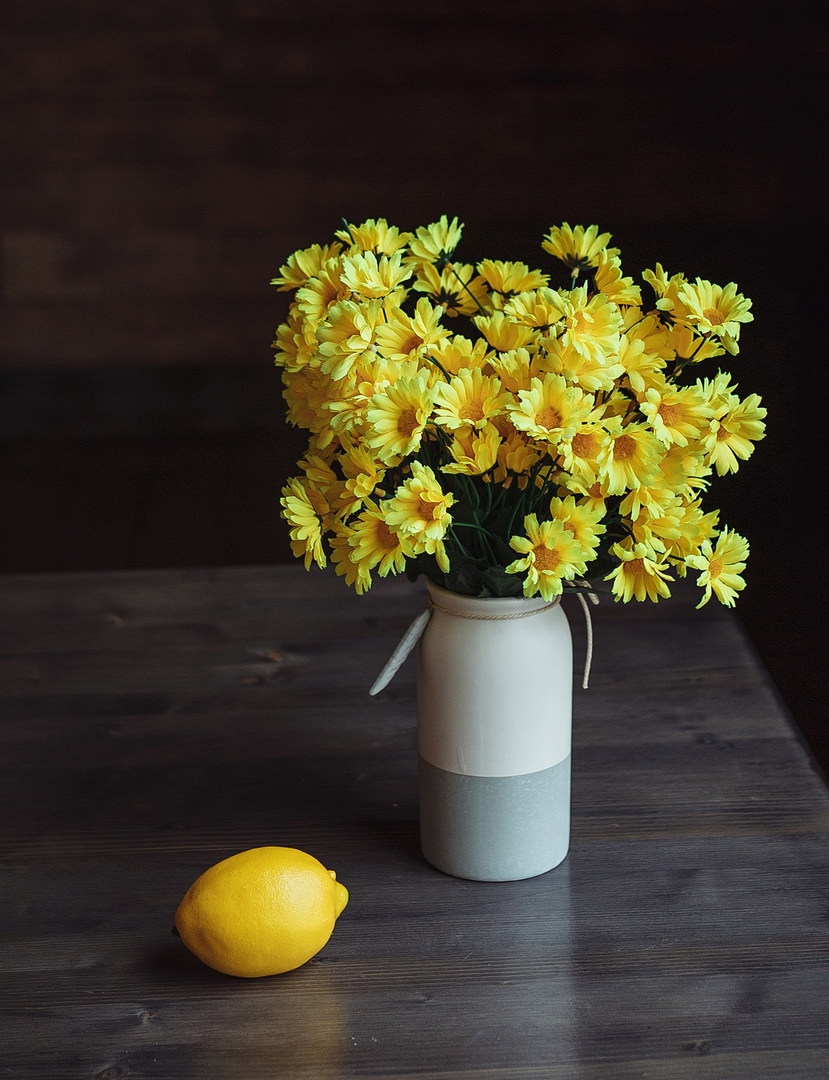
2, 564, 828, 1079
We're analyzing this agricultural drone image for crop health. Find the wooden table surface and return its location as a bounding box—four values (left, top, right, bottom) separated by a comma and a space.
2, 564, 828, 1080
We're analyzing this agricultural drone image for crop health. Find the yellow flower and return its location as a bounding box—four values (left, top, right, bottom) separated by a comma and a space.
409, 215, 464, 265
442, 425, 502, 475
598, 418, 664, 494
605, 540, 673, 602
487, 347, 534, 394
677, 278, 754, 355
558, 424, 611, 484
494, 419, 545, 480
548, 495, 606, 555
473, 311, 537, 352
503, 288, 564, 332
428, 333, 491, 375
280, 476, 329, 570
335, 218, 411, 256
295, 257, 351, 324
699, 379, 767, 475
348, 507, 414, 577
594, 248, 641, 307
316, 299, 381, 382
506, 514, 588, 600
384, 462, 455, 572
433, 367, 511, 432
413, 262, 489, 317
374, 297, 449, 362
340, 251, 412, 299
658, 443, 711, 497
639, 381, 709, 447
542, 333, 625, 394
338, 437, 386, 516
366, 375, 435, 465
271, 242, 344, 291
477, 260, 549, 306
272, 311, 318, 372
329, 525, 372, 594
642, 263, 688, 321
507, 373, 596, 444
686, 528, 749, 607
555, 284, 623, 365
542, 223, 613, 279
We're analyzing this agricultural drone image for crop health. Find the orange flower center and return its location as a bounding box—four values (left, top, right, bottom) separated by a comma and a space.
658, 403, 680, 427
459, 401, 485, 422
708, 557, 723, 579
397, 408, 420, 438
533, 544, 561, 572
626, 557, 646, 575
614, 434, 636, 460
703, 307, 725, 326
571, 432, 598, 458
377, 522, 399, 550
537, 405, 562, 430
399, 333, 424, 355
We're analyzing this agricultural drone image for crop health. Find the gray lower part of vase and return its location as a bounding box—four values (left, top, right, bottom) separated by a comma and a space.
418, 754, 571, 881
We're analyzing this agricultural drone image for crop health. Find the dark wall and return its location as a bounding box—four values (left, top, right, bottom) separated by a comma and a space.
1, 2, 827, 772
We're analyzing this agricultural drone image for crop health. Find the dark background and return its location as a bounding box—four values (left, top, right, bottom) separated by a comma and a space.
1, 1, 827, 776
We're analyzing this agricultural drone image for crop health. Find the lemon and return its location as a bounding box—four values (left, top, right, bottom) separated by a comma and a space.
174, 846, 349, 977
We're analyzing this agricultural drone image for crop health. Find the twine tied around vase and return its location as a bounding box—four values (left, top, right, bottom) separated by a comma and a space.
369, 583, 599, 697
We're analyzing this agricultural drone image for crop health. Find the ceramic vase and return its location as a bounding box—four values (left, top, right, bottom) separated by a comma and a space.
416, 580, 573, 881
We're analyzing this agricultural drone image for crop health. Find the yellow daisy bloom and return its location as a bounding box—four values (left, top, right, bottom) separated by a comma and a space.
442, 424, 502, 476
507, 373, 596, 444
412, 262, 489, 317
667, 321, 727, 364
662, 499, 720, 566
642, 263, 688, 321
639, 381, 709, 447
506, 514, 588, 601
428, 333, 492, 375
686, 528, 749, 607
677, 278, 754, 355
604, 540, 673, 602
408, 215, 464, 265
295, 257, 351, 324
477, 260, 549, 307
548, 495, 606, 555
542, 223, 613, 279
383, 462, 455, 572
272, 311, 319, 372
366, 375, 435, 465
598, 418, 664, 494
494, 419, 545, 481
375, 296, 449, 363
593, 248, 641, 307
473, 311, 537, 353
433, 367, 511, 432
555, 284, 623, 365
329, 525, 372, 595
341, 251, 412, 300
280, 476, 330, 570
658, 443, 711, 497
338, 438, 386, 516
701, 386, 767, 476
270, 242, 344, 291
503, 287, 565, 332
348, 507, 414, 577
542, 333, 625, 394
487, 347, 534, 394
335, 218, 411, 256
558, 423, 611, 484
316, 299, 382, 382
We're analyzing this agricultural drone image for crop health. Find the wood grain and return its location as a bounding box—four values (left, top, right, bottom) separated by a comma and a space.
1, 565, 827, 1078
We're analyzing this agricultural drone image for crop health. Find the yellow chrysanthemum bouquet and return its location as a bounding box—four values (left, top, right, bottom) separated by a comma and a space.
272, 217, 765, 607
